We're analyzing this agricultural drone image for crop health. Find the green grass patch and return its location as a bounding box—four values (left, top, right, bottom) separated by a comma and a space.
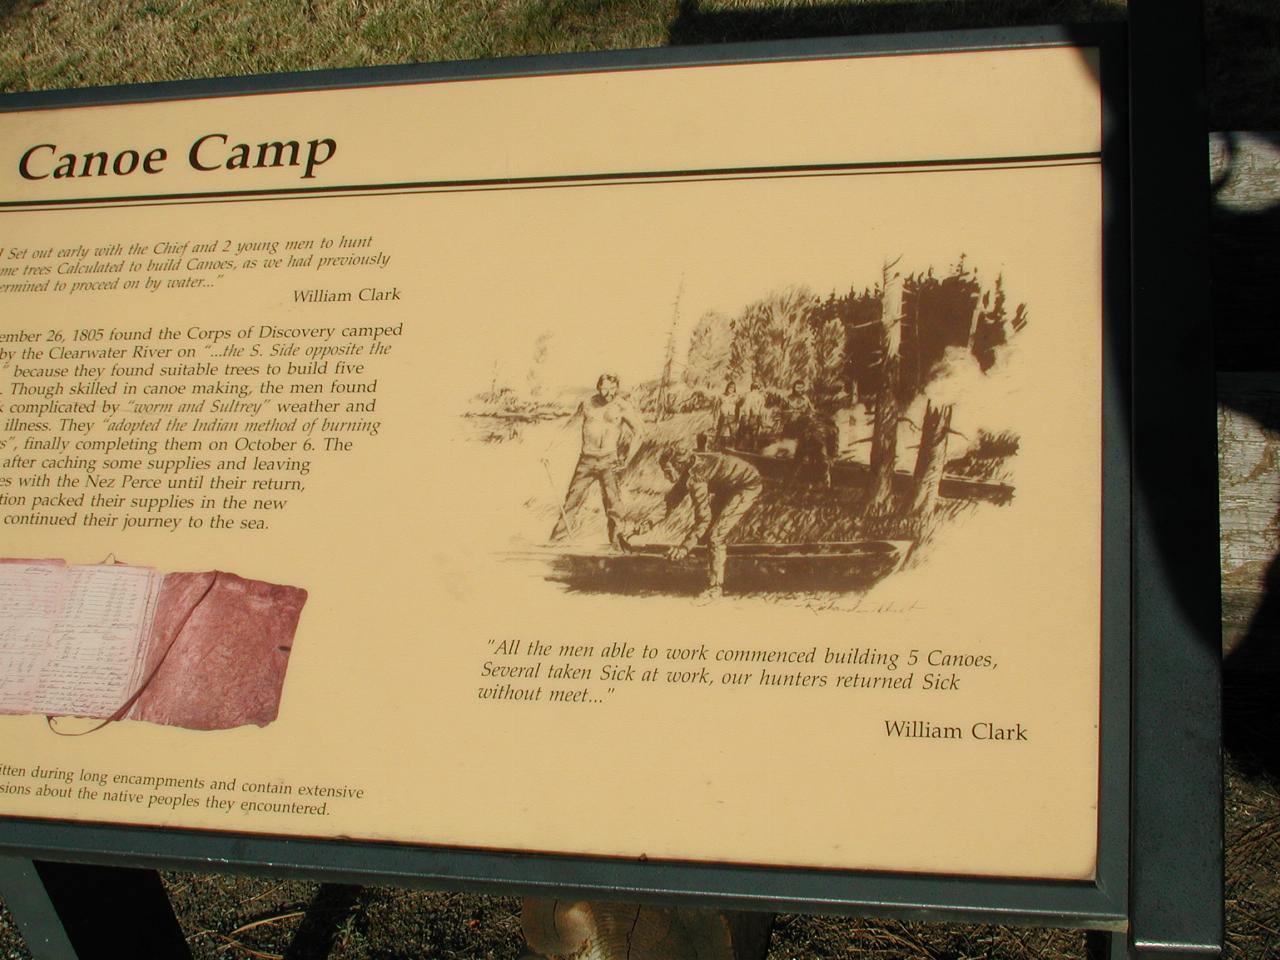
0, 0, 1133, 95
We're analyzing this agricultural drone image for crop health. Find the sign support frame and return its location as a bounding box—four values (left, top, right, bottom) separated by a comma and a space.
0, 17, 1220, 958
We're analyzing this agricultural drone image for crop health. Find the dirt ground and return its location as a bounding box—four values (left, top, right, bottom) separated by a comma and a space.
157, 879, 1091, 960
0, 731, 1274, 960
3, 685, 1272, 959
2, 871, 1094, 959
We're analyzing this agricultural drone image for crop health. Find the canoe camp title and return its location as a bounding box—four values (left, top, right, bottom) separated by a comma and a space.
17, 134, 338, 181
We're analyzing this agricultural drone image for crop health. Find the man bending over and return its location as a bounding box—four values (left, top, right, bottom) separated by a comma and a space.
631, 445, 762, 598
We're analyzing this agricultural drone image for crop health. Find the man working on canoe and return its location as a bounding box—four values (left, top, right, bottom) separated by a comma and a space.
548, 372, 645, 548
628, 444, 763, 599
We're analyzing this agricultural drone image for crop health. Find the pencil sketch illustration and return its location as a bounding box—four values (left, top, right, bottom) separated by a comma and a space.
463, 256, 1026, 599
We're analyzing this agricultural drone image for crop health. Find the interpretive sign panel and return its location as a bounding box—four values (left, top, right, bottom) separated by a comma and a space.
0, 34, 1121, 885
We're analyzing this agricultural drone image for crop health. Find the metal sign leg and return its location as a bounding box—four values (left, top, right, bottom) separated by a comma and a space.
0, 857, 191, 959
0, 857, 78, 960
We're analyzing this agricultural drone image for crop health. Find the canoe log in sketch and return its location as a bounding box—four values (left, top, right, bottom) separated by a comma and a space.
722, 447, 1014, 506
536, 540, 913, 597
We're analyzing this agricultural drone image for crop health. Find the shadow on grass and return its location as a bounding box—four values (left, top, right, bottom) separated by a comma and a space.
283, 883, 363, 960
667, 0, 1124, 45
1205, 0, 1280, 130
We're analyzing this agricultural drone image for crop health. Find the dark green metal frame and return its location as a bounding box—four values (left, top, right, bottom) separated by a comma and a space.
0, 12, 1220, 958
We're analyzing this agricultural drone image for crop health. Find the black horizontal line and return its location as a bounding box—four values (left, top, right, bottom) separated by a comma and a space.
0, 152, 1101, 211
6, 159, 1103, 214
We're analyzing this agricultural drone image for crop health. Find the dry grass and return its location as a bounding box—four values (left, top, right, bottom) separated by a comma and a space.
0, 0, 663, 92
0, 0, 1133, 95
0, 0, 531, 90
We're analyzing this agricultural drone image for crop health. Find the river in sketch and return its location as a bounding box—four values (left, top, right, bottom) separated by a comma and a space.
460, 415, 594, 546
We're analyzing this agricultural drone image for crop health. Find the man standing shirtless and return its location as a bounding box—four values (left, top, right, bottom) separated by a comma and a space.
549, 373, 645, 547
736, 379, 767, 451
713, 381, 739, 450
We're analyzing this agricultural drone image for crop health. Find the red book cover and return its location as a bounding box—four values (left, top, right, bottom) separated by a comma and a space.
0, 559, 306, 731
130, 571, 307, 730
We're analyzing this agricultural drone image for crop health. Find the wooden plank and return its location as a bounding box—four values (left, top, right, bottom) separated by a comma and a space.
1210, 132, 1280, 370
1218, 373, 1280, 661
1210, 132, 1280, 212
1214, 132, 1280, 661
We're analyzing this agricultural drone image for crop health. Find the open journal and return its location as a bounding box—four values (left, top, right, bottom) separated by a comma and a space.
0, 559, 307, 731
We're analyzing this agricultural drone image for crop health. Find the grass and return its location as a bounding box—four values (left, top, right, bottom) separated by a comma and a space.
4, 2, 1272, 129
0, 0, 676, 91
0, 0, 1134, 95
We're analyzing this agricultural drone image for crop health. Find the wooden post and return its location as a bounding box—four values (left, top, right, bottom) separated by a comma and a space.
869, 262, 904, 511
910, 399, 953, 516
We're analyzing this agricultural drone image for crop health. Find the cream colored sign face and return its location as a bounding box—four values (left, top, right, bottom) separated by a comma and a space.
0, 45, 1106, 880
